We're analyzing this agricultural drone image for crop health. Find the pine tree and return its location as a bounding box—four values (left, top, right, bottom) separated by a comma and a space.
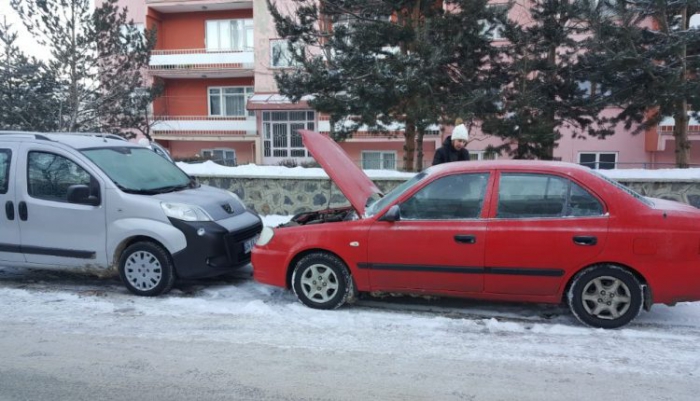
10, 0, 159, 137
582, 0, 700, 168
482, 1, 609, 160
267, 0, 503, 171
0, 18, 61, 131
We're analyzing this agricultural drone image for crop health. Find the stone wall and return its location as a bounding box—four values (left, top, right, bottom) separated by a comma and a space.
622, 181, 700, 208
195, 175, 700, 215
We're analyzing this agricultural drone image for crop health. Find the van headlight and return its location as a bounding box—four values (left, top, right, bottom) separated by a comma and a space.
161, 202, 212, 221
257, 226, 275, 246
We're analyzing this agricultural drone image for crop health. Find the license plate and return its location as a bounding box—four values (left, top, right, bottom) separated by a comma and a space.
243, 235, 258, 254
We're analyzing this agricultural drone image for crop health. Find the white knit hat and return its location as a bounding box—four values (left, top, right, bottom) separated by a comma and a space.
452, 124, 469, 141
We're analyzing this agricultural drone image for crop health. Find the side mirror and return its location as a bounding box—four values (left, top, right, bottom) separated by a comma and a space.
67, 184, 100, 206
379, 205, 401, 222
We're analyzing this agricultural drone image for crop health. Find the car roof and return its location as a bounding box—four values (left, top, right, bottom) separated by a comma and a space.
0, 131, 137, 150
425, 159, 594, 175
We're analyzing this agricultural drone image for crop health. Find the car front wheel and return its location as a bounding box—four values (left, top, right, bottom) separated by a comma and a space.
119, 242, 176, 296
292, 252, 353, 310
567, 265, 643, 329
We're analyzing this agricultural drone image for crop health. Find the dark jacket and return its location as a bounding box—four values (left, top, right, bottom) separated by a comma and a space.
432, 136, 470, 166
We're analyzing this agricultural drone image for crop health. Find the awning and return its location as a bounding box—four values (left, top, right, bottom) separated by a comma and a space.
246, 94, 314, 111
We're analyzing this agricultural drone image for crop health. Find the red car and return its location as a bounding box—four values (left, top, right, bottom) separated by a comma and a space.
252, 130, 700, 328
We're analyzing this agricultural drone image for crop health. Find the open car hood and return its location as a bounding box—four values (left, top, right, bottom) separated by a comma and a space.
300, 130, 382, 215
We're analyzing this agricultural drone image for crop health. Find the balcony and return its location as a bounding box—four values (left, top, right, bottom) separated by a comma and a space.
146, 0, 253, 13
151, 115, 257, 140
649, 116, 700, 151
148, 49, 254, 78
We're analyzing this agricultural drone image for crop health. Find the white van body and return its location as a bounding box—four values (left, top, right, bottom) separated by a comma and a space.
0, 132, 262, 295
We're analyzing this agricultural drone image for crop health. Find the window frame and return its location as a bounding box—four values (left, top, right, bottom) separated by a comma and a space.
578, 152, 618, 170
262, 110, 316, 161
207, 86, 255, 117
361, 150, 397, 170
399, 173, 490, 221
270, 39, 303, 68
26, 151, 97, 204
495, 173, 604, 219
201, 148, 237, 166
0, 149, 11, 195
205, 19, 254, 52
480, 4, 508, 41
469, 150, 499, 161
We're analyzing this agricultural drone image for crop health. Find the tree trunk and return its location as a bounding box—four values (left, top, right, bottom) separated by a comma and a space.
415, 130, 424, 172
674, 7, 690, 168
673, 101, 690, 168
403, 120, 416, 172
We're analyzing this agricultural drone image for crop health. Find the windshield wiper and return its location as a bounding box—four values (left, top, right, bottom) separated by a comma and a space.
145, 183, 191, 194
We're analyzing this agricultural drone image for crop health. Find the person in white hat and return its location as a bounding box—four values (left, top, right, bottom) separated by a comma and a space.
432, 120, 471, 165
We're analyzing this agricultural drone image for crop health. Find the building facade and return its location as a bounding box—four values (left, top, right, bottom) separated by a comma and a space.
112, 0, 700, 170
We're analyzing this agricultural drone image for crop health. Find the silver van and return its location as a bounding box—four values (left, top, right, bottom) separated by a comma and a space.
0, 132, 262, 295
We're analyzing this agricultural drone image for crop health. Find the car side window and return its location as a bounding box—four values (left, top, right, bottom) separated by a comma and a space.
0, 149, 10, 194
497, 173, 602, 218
399, 173, 488, 220
27, 151, 95, 203
567, 181, 604, 216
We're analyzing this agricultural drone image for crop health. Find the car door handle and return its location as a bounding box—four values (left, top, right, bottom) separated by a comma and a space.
573, 236, 597, 246
5, 201, 14, 220
18, 201, 27, 221
454, 235, 476, 244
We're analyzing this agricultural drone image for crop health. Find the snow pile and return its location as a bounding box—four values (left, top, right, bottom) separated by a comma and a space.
178, 161, 700, 181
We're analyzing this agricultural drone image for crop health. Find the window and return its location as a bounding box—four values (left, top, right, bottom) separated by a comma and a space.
469, 150, 498, 161
496, 173, 603, 218
201, 149, 237, 166
270, 39, 303, 68
119, 23, 145, 51
576, 80, 611, 99
399, 173, 489, 220
262, 111, 316, 162
208, 87, 255, 117
27, 152, 95, 203
0, 149, 10, 194
206, 19, 254, 51
579, 152, 617, 170
480, 5, 508, 40
362, 151, 396, 170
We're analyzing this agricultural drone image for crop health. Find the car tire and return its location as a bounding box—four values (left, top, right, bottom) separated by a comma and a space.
567, 265, 643, 329
119, 242, 176, 296
292, 252, 353, 310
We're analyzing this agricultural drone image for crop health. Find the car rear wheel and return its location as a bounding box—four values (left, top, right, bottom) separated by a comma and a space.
292, 252, 353, 310
567, 265, 643, 329
119, 242, 176, 296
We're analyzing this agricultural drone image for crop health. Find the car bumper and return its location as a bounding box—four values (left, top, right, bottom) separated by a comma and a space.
169, 213, 262, 279
251, 246, 289, 288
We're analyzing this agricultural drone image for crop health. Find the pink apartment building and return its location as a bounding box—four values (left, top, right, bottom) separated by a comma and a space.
113, 0, 700, 170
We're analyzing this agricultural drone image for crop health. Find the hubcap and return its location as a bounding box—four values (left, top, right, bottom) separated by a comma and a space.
124, 250, 162, 291
581, 276, 632, 320
299, 264, 339, 303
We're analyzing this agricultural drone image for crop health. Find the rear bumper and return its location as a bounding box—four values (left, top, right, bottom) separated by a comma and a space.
169, 214, 262, 279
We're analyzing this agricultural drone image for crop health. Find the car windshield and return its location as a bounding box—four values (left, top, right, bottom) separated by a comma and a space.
82, 147, 194, 194
366, 171, 428, 217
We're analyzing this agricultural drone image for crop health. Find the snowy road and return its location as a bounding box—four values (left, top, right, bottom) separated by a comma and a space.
0, 264, 699, 401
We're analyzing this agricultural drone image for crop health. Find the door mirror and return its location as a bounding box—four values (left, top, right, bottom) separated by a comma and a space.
380, 205, 401, 222
67, 184, 100, 206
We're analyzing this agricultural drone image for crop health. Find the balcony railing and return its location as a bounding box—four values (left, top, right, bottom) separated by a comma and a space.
146, 1, 253, 13
151, 115, 256, 134
149, 48, 254, 78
